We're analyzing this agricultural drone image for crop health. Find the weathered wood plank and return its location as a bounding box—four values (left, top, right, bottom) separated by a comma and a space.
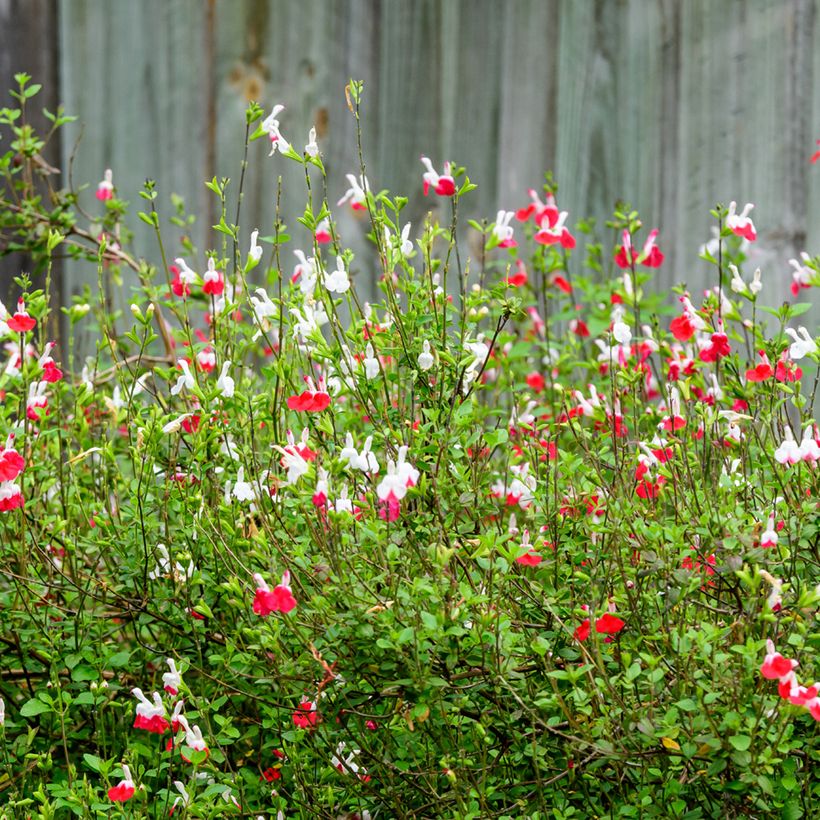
0, 0, 62, 301
51, 0, 820, 334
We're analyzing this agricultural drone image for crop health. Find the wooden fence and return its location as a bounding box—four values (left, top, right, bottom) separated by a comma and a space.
2, 0, 819, 324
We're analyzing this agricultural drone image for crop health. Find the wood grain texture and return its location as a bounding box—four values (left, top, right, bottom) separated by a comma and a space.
50, 0, 819, 330
0, 0, 61, 298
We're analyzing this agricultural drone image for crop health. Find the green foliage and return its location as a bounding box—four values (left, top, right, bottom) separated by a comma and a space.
0, 77, 818, 820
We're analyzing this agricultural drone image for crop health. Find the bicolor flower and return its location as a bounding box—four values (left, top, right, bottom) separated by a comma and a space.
515, 529, 542, 566
788, 253, 814, 296
287, 377, 330, 412
337, 173, 369, 210
491, 210, 517, 248
726, 201, 757, 241
799, 425, 820, 463
202, 258, 224, 296
0, 481, 23, 512
516, 188, 559, 227
315, 218, 332, 245
262, 105, 290, 155
0, 435, 24, 482
26, 381, 48, 421
293, 699, 319, 729
132, 688, 169, 734
253, 571, 297, 615
534, 211, 575, 249
760, 513, 778, 548
163, 659, 182, 696
96, 169, 114, 201
615, 229, 664, 268
170, 781, 190, 816
7, 299, 36, 333
420, 156, 456, 196
37, 342, 63, 382
108, 764, 136, 803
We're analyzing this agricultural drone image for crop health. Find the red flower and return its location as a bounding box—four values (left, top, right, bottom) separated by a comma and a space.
760, 640, 797, 680
669, 314, 695, 342
202, 259, 224, 296
504, 260, 528, 287
553, 275, 572, 294
287, 377, 331, 412
253, 571, 297, 616
7, 299, 36, 333
526, 372, 545, 393
0, 438, 24, 482
595, 613, 625, 635
574, 618, 591, 642
775, 354, 802, 383
699, 331, 731, 363
745, 350, 773, 382
293, 700, 319, 729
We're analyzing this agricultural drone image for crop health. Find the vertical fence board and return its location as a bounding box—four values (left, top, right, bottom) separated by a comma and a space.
49, 0, 819, 332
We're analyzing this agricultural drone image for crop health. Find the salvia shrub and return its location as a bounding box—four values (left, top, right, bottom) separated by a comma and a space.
0, 73, 818, 819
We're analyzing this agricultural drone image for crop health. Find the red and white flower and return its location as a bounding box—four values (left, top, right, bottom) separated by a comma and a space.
253, 571, 297, 616
96, 169, 114, 201
420, 156, 456, 196
132, 688, 169, 734
534, 211, 575, 249
726, 200, 757, 241
337, 173, 369, 210
108, 764, 136, 803
7, 299, 36, 333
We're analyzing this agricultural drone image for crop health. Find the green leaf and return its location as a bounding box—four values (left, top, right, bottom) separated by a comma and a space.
83, 754, 102, 772
729, 734, 751, 751
20, 698, 50, 717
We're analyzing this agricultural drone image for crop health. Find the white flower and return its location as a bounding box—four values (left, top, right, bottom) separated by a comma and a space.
491, 210, 516, 246
262, 105, 290, 156
418, 339, 434, 371
363, 343, 379, 380
774, 427, 801, 465
163, 659, 182, 694
217, 360, 235, 398
172, 781, 190, 813
784, 326, 817, 360
324, 256, 350, 294
335, 485, 353, 514
305, 127, 319, 158
340, 434, 379, 474
248, 229, 263, 264
799, 425, 820, 463
293, 250, 318, 295
729, 264, 746, 294
0, 697, 4, 726
232, 467, 255, 502
174, 257, 198, 285
162, 413, 193, 435
170, 359, 195, 396
612, 321, 632, 346
337, 173, 369, 209
749, 267, 762, 295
